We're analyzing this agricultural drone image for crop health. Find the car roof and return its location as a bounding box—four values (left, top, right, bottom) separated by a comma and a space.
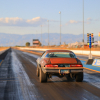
46, 50, 73, 53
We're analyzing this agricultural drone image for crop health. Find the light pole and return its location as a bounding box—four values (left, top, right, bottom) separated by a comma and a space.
83, 0, 84, 48
47, 20, 49, 46
59, 11, 61, 45
41, 25, 42, 46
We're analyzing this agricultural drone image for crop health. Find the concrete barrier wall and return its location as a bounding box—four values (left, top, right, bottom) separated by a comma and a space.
71, 50, 100, 56
19, 47, 100, 56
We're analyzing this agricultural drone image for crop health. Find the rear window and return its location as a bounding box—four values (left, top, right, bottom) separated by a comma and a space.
45, 52, 76, 58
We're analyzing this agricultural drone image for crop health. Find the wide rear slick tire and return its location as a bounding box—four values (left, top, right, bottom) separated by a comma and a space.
39, 68, 47, 83
75, 72, 83, 82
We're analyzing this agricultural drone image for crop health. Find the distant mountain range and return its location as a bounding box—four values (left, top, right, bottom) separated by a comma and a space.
0, 33, 98, 46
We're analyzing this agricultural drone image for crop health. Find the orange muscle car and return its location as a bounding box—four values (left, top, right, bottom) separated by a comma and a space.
36, 50, 83, 83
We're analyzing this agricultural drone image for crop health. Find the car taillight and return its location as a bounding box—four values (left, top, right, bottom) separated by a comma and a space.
45, 64, 58, 67
70, 64, 83, 67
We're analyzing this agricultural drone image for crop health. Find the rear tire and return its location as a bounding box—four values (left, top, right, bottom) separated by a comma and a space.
75, 72, 83, 82
36, 66, 39, 77
39, 68, 47, 83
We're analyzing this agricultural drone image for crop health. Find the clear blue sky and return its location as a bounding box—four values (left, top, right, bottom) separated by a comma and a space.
0, 0, 100, 36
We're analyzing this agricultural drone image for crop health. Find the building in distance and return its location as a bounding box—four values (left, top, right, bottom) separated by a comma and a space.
33, 39, 41, 46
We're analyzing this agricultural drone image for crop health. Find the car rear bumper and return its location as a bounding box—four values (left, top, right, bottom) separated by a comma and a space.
42, 67, 83, 74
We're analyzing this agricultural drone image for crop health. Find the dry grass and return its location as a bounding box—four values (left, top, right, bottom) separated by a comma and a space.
0, 47, 9, 51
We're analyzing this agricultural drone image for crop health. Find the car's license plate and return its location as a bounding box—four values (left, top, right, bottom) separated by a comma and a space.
65, 64, 70, 67
61, 70, 69, 73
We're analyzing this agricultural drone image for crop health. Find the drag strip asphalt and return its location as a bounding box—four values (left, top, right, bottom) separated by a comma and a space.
0, 48, 100, 100
12, 49, 100, 100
